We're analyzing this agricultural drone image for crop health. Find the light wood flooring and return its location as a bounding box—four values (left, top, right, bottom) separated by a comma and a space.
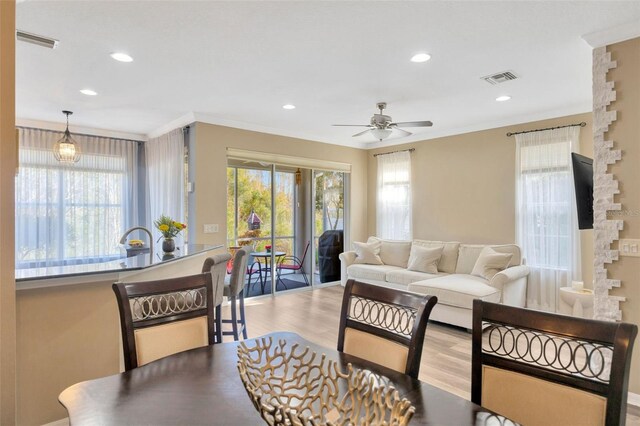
223, 285, 640, 425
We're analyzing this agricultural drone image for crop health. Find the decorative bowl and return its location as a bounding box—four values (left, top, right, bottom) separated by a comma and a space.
237, 337, 415, 426
127, 239, 145, 248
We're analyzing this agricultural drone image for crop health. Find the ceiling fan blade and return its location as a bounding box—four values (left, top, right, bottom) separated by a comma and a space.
390, 125, 412, 136
392, 120, 433, 128
332, 124, 372, 127
352, 129, 373, 137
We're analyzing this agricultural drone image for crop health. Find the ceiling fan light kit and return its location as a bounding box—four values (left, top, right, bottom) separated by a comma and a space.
53, 111, 81, 164
333, 102, 433, 142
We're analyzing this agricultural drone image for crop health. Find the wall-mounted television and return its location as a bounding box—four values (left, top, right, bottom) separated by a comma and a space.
571, 153, 593, 230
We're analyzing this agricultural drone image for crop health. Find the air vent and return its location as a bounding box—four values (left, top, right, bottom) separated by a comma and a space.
16, 30, 59, 49
482, 71, 518, 85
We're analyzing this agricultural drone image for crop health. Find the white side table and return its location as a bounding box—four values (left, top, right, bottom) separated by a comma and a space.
559, 287, 594, 318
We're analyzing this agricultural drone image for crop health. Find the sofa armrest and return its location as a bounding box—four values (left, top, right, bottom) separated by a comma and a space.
339, 251, 357, 286
490, 265, 529, 306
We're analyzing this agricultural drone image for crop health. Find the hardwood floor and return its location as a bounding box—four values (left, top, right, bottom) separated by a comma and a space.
224, 285, 640, 425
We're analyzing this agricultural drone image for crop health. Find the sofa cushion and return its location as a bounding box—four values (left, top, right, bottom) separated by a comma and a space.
368, 237, 412, 268
412, 240, 460, 273
407, 245, 443, 274
407, 274, 501, 309
455, 244, 521, 274
471, 247, 513, 280
353, 240, 383, 265
385, 269, 442, 286
347, 264, 404, 282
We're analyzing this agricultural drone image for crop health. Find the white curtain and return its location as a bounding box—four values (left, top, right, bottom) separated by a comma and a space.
376, 151, 412, 240
15, 128, 139, 267
146, 128, 186, 244
516, 126, 581, 312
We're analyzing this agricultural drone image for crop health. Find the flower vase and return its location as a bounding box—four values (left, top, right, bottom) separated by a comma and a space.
162, 238, 176, 254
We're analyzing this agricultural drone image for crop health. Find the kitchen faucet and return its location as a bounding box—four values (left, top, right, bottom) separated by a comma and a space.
119, 226, 154, 260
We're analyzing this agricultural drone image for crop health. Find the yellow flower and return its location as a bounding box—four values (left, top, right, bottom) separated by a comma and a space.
159, 224, 169, 232
175, 222, 184, 230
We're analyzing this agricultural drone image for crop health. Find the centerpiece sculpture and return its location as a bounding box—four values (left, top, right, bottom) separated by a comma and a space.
237, 337, 415, 426
154, 214, 187, 254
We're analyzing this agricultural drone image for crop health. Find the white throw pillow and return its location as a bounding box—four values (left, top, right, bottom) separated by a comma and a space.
471, 247, 513, 280
353, 240, 383, 265
407, 245, 443, 274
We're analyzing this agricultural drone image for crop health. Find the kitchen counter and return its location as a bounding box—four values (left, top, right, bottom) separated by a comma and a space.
16, 244, 224, 289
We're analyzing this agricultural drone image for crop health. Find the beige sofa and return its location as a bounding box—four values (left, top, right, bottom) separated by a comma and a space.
339, 238, 529, 329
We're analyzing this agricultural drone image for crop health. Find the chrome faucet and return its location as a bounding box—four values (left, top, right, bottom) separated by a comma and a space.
119, 226, 153, 260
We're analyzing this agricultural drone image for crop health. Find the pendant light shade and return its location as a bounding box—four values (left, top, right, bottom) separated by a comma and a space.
54, 110, 81, 163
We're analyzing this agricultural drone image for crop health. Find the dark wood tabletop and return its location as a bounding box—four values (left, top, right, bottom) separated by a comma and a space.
59, 332, 509, 425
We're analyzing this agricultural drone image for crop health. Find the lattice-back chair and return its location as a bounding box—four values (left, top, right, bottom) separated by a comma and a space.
202, 253, 233, 343
220, 246, 251, 341
337, 279, 438, 379
112, 269, 226, 371
472, 300, 638, 426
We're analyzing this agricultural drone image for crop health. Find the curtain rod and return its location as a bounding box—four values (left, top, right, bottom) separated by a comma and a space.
373, 148, 415, 157
506, 122, 586, 137
16, 125, 144, 144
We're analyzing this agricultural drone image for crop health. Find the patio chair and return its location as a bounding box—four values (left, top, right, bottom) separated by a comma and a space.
276, 240, 310, 289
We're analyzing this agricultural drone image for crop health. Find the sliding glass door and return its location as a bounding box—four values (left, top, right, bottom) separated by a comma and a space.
312, 170, 345, 284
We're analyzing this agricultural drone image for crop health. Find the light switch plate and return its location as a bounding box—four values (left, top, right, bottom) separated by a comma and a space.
619, 239, 640, 257
204, 224, 219, 234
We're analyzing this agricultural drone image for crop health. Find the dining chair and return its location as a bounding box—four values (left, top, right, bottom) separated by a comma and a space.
276, 240, 310, 288
337, 279, 438, 379
112, 262, 228, 371
471, 299, 638, 426
202, 253, 234, 343
219, 246, 251, 340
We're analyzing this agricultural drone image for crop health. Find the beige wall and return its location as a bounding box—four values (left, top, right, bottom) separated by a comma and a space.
0, 1, 17, 423
191, 122, 369, 247
367, 113, 594, 287
606, 37, 640, 394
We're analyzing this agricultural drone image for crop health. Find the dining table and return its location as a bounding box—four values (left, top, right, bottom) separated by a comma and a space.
59, 332, 515, 425
250, 251, 286, 294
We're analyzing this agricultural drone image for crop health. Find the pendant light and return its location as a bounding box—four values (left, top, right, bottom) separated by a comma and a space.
53, 110, 81, 163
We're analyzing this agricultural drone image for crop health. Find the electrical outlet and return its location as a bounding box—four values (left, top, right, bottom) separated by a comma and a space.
619, 239, 640, 257
203, 224, 219, 234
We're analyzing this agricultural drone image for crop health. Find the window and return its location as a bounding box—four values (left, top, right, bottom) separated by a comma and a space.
15, 128, 139, 268
376, 150, 412, 240
515, 127, 581, 311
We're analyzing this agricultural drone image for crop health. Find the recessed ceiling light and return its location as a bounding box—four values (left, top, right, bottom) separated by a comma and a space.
282, 104, 296, 110
496, 95, 511, 102
110, 52, 133, 62
80, 89, 97, 96
410, 53, 431, 63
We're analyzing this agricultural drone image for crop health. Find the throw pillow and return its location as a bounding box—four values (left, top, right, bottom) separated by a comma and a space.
353, 240, 383, 265
407, 245, 443, 274
471, 247, 513, 280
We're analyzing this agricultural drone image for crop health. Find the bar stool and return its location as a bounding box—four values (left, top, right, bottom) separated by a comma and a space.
219, 246, 250, 340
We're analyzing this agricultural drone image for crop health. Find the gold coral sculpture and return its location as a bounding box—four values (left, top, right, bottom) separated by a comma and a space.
237, 337, 415, 426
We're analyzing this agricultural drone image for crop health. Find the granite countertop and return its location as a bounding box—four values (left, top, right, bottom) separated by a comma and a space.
16, 244, 223, 281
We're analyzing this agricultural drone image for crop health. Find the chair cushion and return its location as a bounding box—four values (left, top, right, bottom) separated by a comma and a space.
347, 264, 404, 282
367, 237, 412, 268
412, 240, 460, 273
353, 240, 383, 265
455, 244, 521, 274
134, 316, 208, 367
343, 327, 408, 374
407, 245, 443, 274
471, 247, 513, 280
482, 366, 606, 426
385, 269, 442, 286
407, 274, 500, 309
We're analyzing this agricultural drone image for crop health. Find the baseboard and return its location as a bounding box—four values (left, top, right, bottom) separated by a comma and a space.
629, 392, 640, 407
42, 419, 69, 426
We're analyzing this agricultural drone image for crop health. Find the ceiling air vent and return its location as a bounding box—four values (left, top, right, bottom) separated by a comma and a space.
482, 71, 518, 85
16, 30, 59, 49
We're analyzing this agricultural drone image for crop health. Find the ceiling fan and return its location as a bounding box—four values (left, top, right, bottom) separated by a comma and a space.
333, 102, 433, 141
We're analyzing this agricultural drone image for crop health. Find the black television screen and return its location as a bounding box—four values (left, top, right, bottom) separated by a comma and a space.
571, 153, 594, 230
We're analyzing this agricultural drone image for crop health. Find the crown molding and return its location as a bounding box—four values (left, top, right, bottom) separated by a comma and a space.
16, 117, 147, 141
582, 19, 640, 48
147, 112, 196, 139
